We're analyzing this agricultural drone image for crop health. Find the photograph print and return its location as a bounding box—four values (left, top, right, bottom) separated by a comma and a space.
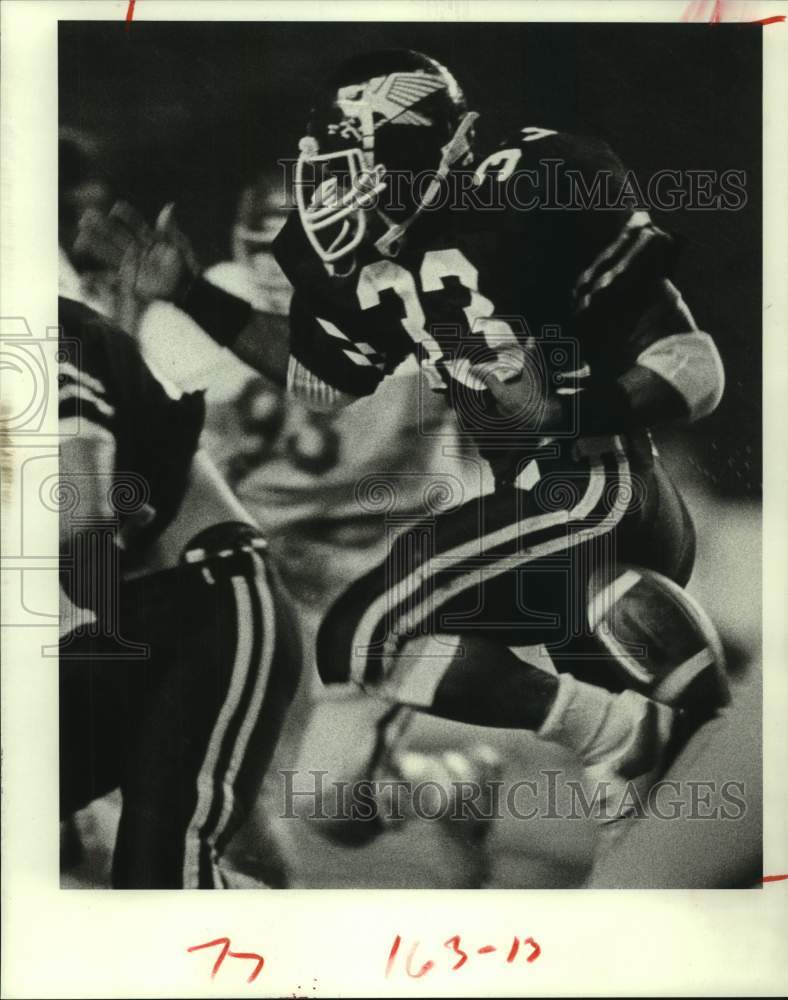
56, 17, 762, 891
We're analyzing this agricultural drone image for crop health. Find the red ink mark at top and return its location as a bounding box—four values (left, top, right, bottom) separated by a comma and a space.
761, 873, 788, 883
681, 0, 723, 22
682, 0, 784, 23
187, 937, 265, 983
125, 0, 136, 25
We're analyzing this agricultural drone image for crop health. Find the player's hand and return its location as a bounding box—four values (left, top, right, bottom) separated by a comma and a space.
74, 201, 200, 305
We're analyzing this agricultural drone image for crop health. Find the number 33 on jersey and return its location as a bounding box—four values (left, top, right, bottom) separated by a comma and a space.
274, 127, 676, 420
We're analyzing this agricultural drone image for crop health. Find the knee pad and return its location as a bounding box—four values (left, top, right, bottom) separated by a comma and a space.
587, 565, 730, 715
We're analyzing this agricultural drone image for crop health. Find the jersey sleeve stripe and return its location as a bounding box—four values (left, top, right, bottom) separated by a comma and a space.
574, 211, 653, 297
345, 350, 385, 369
316, 315, 353, 343
315, 315, 383, 365
58, 383, 116, 418
355, 342, 382, 358
575, 227, 656, 312
59, 360, 108, 397
58, 397, 116, 433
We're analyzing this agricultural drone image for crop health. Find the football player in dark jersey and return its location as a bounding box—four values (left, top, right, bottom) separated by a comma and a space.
76, 50, 730, 833
58, 295, 301, 887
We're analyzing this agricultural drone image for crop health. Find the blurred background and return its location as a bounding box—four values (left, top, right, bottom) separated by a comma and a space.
59, 20, 762, 889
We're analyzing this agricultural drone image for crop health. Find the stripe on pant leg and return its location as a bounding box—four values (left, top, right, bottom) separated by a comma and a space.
202, 553, 276, 868
355, 452, 631, 691
394, 454, 631, 650
196, 555, 264, 886
354, 454, 607, 669
182, 569, 255, 888
350, 454, 611, 684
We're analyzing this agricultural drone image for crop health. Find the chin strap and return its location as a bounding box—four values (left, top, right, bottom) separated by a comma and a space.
374, 111, 479, 258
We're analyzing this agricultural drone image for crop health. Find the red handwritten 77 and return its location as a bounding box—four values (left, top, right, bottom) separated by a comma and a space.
187, 937, 265, 983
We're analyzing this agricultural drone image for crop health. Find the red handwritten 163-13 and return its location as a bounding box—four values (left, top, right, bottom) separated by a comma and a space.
385, 933, 542, 978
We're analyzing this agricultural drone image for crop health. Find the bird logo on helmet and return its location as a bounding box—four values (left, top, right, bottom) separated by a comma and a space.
295, 49, 478, 270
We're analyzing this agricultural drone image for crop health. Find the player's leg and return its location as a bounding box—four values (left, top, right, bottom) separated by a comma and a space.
317, 440, 728, 821
544, 453, 727, 757
59, 624, 153, 820
318, 444, 630, 735
209, 557, 302, 877
111, 524, 300, 888
59, 534, 171, 823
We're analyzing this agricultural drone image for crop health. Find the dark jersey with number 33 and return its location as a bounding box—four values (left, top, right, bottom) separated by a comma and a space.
273, 128, 676, 470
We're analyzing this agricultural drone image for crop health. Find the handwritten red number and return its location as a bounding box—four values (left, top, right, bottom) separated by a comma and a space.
229, 948, 266, 982
385, 935, 401, 978
188, 937, 230, 978
187, 937, 265, 983
405, 941, 434, 978
388, 932, 541, 976
444, 935, 469, 970
507, 936, 542, 963
386, 935, 435, 978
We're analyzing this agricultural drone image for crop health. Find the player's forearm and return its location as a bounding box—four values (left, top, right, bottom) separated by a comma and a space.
541, 339, 724, 437
541, 364, 696, 437
232, 314, 291, 386
542, 279, 725, 435
177, 275, 290, 385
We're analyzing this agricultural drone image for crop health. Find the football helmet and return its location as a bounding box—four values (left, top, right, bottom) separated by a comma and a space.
295, 49, 478, 268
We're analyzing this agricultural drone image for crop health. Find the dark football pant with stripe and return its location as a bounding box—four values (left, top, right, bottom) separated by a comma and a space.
59, 523, 301, 888
317, 438, 695, 701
